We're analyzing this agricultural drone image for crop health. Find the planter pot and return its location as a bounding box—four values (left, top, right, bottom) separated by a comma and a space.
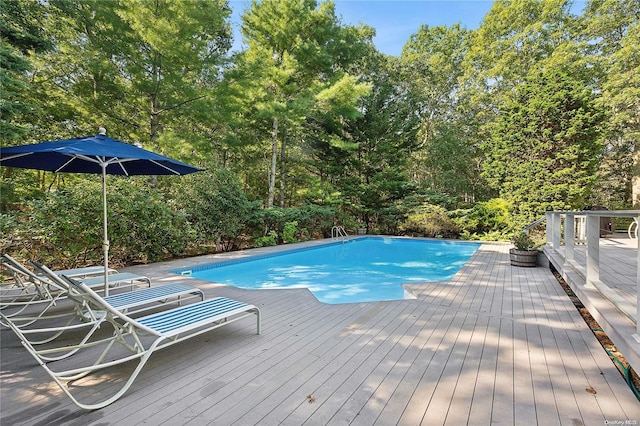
509, 248, 538, 267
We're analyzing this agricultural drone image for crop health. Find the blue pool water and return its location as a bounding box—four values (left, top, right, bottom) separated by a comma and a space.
174, 237, 480, 304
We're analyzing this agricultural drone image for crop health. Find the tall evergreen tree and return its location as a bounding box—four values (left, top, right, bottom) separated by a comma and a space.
0, 0, 54, 208
582, 0, 640, 206
324, 54, 420, 230
0, 0, 52, 141
231, 0, 373, 207
459, 0, 579, 202
483, 68, 605, 227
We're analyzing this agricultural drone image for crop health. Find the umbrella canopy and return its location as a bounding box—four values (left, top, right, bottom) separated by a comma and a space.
0, 132, 201, 176
0, 129, 203, 294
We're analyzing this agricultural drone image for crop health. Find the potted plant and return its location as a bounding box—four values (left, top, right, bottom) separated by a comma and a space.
509, 232, 538, 267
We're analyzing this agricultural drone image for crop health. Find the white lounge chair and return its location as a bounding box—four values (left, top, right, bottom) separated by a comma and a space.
1, 257, 69, 322
2, 264, 205, 361
1, 254, 137, 309
5, 274, 261, 410
1, 256, 150, 326
74, 272, 151, 289
33, 261, 204, 318
1, 254, 67, 305
52, 265, 118, 278
2, 253, 118, 276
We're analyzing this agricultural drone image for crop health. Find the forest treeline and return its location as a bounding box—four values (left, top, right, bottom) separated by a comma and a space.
1, 0, 638, 267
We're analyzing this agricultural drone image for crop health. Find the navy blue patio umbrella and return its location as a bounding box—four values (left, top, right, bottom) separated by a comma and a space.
0, 128, 203, 294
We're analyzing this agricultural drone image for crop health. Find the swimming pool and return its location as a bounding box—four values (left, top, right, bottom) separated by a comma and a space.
173, 237, 481, 304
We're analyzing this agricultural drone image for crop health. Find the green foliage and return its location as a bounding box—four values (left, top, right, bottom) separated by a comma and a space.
254, 231, 278, 247
411, 123, 480, 203
482, 68, 605, 227
451, 198, 512, 239
462, 0, 576, 100
512, 231, 535, 251
399, 204, 461, 239
233, 0, 374, 207
0, 168, 47, 210
107, 179, 192, 264
282, 221, 299, 244
1, 177, 192, 267
259, 205, 335, 240
399, 192, 458, 211
581, 0, 639, 207
28, 0, 232, 155
2, 0, 636, 257
325, 54, 420, 230
369, 205, 405, 235
399, 24, 483, 204
0, 0, 52, 141
167, 168, 262, 251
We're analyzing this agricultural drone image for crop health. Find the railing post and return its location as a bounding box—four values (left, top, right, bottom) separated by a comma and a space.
637, 214, 640, 338
585, 214, 600, 289
549, 212, 561, 252
577, 216, 586, 243
565, 213, 575, 265
554, 212, 562, 251
546, 211, 554, 249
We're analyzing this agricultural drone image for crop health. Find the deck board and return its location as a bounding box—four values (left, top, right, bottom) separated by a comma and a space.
2, 239, 639, 425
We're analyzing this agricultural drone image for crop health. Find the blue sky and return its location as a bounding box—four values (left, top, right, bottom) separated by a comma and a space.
228, 1, 588, 57
228, 0, 495, 57
333, 0, 494, 56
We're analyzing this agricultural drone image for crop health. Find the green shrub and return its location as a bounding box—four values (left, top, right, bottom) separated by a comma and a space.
1, 176, 193, 268
451, 198, 512, 239
167, 168, 262, 252
254, 230, 278, 247
260, 205, 335, 241
399, 204, 461, 238
282, 221, 299, 243
371, 205, 405, 235
512, 231, 535, 250
108, 179, 192, 263
399, 191, 458, 211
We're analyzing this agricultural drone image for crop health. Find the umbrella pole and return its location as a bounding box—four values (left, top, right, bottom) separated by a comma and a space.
102, 166, 110, 296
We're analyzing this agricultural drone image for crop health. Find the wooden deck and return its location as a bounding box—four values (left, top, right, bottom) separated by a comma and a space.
2, 240, 638, 425
546, 235, 640, 370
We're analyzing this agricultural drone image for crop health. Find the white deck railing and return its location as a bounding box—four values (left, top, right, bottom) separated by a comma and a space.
545, 210, 640, 341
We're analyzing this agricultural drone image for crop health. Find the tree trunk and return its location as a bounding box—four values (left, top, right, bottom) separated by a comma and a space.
279, 125, 286, 208
267, 118, 278, 208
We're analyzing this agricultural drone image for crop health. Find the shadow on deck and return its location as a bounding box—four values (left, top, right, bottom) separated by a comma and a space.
2, 238, 639, 425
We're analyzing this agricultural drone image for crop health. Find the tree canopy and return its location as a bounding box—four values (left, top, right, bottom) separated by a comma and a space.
483, 67, 605, 227
1, 0, 637, 264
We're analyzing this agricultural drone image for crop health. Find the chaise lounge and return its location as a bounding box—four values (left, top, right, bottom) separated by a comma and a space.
1, 261, 205, 360
1, 254, 151, 325
5, 274, 261, 410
